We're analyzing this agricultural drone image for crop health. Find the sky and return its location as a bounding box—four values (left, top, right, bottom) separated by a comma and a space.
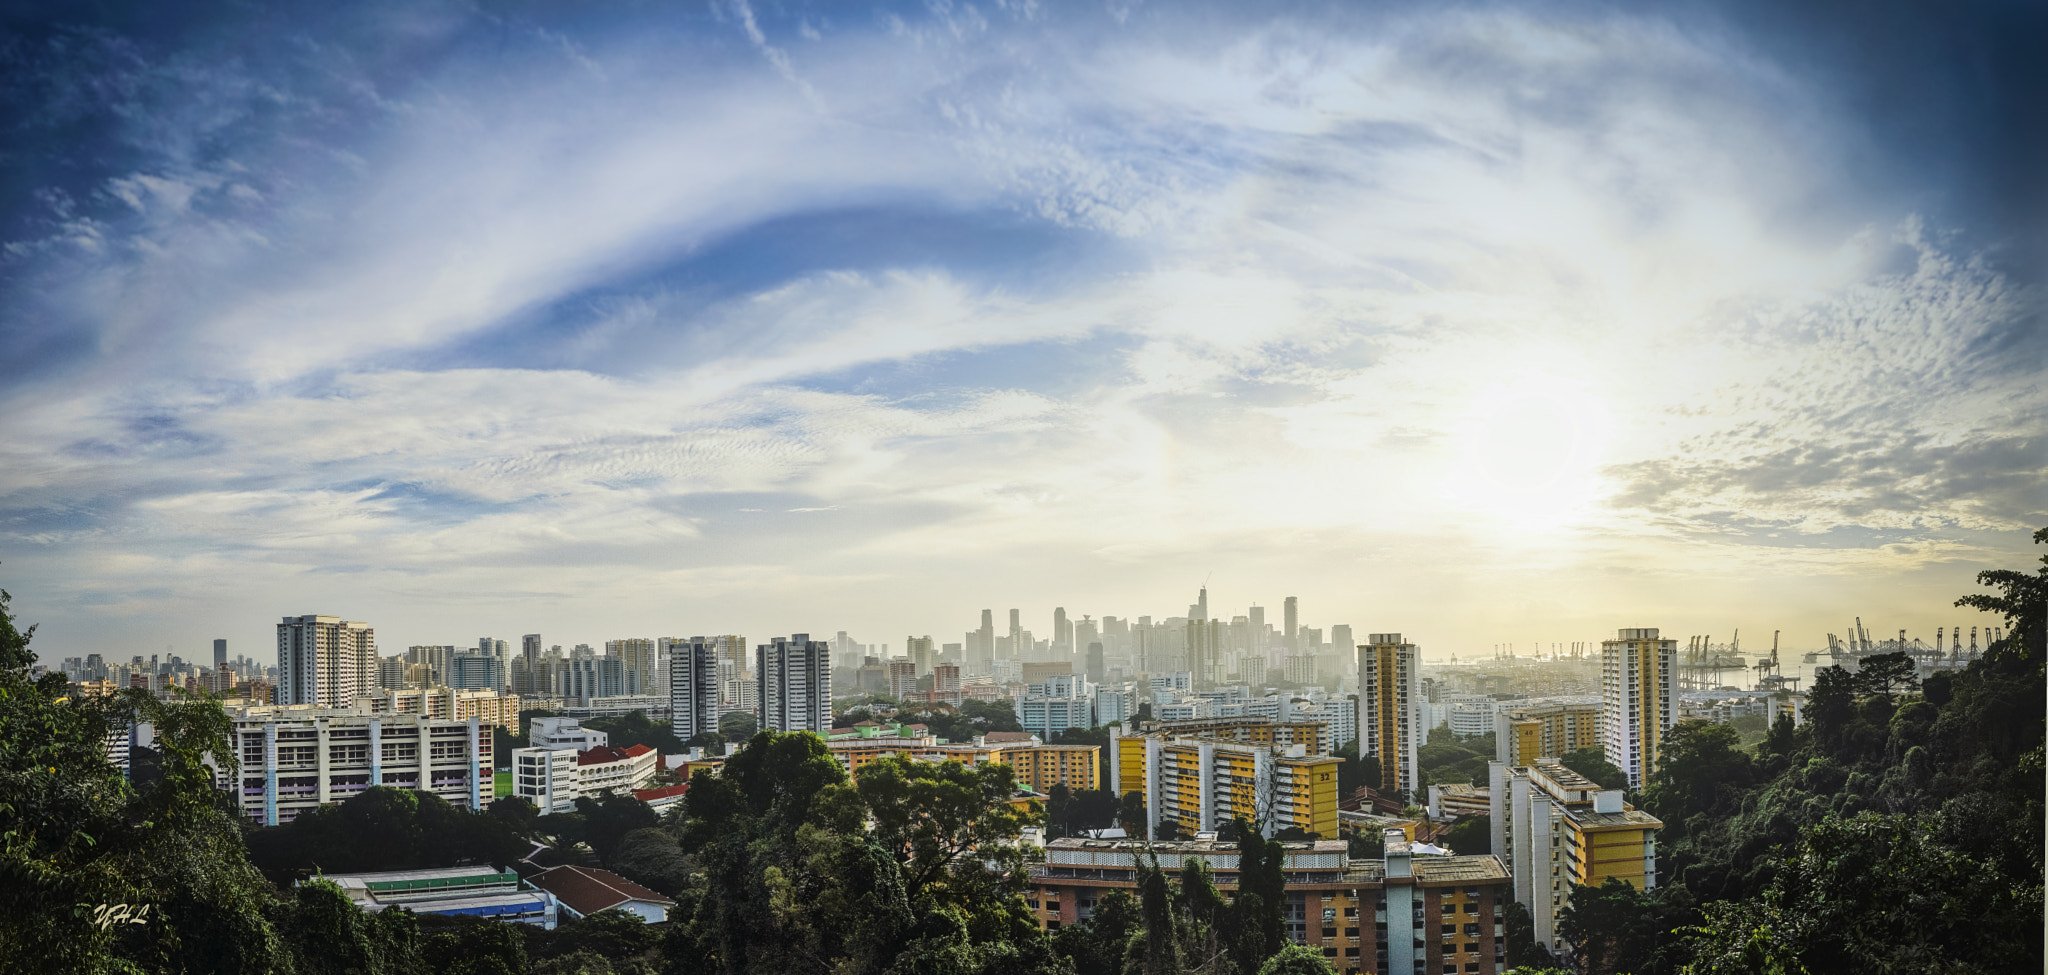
2, 0, 2042, 666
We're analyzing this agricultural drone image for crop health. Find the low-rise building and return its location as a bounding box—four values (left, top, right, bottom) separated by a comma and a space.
1492, 702, 1603, 767
361, 687, 521, 727
318, 865, 556, 928
528, 865, 677, 923
821, 732, 1101, 793
1028, 832, 1511, 974
1488, 761, 1662, 957
511, 741, 659, 815
220, 704, 488, 825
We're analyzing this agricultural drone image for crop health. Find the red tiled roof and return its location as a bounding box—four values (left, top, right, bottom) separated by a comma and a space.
623, 744, 653, 757
529, 865, 676, 915
632, 784, 689, 801
577, 746, 629, 766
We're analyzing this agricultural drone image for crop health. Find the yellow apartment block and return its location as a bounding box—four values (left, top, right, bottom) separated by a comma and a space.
825, 736, 1101, 793
1112, 728, 1340, 839
1489, 761, 1661, 956
1493, 702, 1603, 767
1029, 833, 1511, 974
1137, 717, 1332, 756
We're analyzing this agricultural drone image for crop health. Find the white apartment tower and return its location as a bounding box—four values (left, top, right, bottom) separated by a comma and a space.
277, 615, 376, 709
1602, 627, 1676, 788
669, 637, 721, 743
757, 634, 831, 736
1357, 632, 1421, 800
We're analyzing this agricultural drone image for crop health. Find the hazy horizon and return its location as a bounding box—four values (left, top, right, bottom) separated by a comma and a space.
3, 1, 2041, 666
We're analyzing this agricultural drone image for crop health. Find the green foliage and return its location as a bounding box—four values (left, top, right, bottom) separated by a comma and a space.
1558, 877, 1682, 975
285, 877, 423, 975
583, 711, 688, 756
1, 587, 291, 974
1852, 651, 1919, 701
1953, 524, 2047, 664
246, 786, 528, 882
1330, 741, 1379, 798
1116, 790, 1147, 836
574, 792, 661, 866
1444, 814, 1490, 855
1255, 942, 1334, 975
1416, 731, 1494, 787
1499, 901, 1549, 969
1680, 812, 2041, 975
1049, 889, 1136, 975
1044, 785, 1118, 838
610, 827, 690, 896
1559, 747, 1629, 790
857, 753, 1032, 896
716, 712, 757, 741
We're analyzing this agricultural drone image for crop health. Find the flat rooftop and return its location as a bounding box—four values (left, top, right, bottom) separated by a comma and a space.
1414, 856, 1511, 883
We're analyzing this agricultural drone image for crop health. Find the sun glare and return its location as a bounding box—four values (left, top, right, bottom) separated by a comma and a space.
1442, 372, 1614, 532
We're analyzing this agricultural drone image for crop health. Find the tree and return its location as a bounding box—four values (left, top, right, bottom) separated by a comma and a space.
1445, 815, 1490, 855
856, 753, 1034, 897
0, 587, 289, 974
1228, 819, 1288, 974
576, 791, 661, 866
1558, 748, 1628, 791
1257, 942, 1335, 975
1954, 524, 2048, 665
584, 710, 688, 755
1558, 878, 1664, 975
1051, 888, 1137, 975
717, 711, 758, 741
1853, 652, 1919, 702
1644, 722, 1751, 825
1332, 740, 1381, 798
1500, 901, 1549, 969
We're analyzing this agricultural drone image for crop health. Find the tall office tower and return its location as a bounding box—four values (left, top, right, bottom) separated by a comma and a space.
1197, 587, 1208, 624
1085, 642, 1106, 683
1248, 605, 1266, 652
213, 639, 228, 668
1283, 597, 1299, 651
669, 636, 720, 743
523, 634, 541, 668
450, 652, 505, 692
1326, 625, 1352, 677
1053, 607, 1072, 657
970, 609, 995, 673
276, 615, 376, 708
608, 638, 657, 697
1602, 628, 1676, 788
906, 635, 935, 675
1358, 633, 1421, 800
757, 634, 831, 735
1008, 609, 1022, 660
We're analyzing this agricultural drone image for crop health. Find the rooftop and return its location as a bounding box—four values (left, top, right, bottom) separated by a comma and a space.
528, 865, 676, 916
321, 865, 512, 889
1413, 856, 1512, 883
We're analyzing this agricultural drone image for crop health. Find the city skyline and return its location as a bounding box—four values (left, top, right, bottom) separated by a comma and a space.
3, 1, 2041, 665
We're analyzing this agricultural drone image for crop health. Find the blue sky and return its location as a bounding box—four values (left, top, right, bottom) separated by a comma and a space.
2, 0, 2042, 663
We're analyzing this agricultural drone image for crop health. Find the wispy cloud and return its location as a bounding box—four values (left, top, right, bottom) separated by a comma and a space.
0, 0, 2038, 658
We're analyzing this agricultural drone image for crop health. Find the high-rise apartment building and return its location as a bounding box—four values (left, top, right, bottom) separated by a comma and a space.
1602, 628, 1675, 787
522, 634, 541, 669
757, 634, 830, 735
887, 659, 918, 699
1085, 641, 1105, 683
1007, 609, 1022, 660
1357, 633, 1421, 799
1283, 596, 1298, 651
1490, 760, 1662, 953
276, 615, 377, 709
1112, 725, 1341, 839
1053, 607, 1071, 658
668, 636, 720, 744
968, 610, 996, 674
905, 635, 935, 675
608, 639, 657, 697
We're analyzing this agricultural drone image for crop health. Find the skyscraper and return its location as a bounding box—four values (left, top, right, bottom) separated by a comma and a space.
1085, 641, 1105, 683
969, 609, 995, 674
670, 636, 720, 743
1602, 628, 1676, 788
1283, 597, 1298, 651
1358, 633, 1421, 799
277, 615, 376, 708
1053, 607, 1071, 658
1007, 609, 1022, 660
213, 638, 227, 668
1248, 604, 1266, 652
523, 634, 541, 667
906, 635, 935, 675
757, 634, 830, 735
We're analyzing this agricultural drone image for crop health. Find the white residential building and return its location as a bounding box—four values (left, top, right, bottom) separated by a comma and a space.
668, 636, 720, 743
757, 634, 830, 735
277, 615, 377, 709
221, 704, 485, 825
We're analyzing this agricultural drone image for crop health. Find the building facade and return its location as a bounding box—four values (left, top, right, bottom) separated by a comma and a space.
1112, 727, 1341, 839
1029, 833, 1510, 975
222, 704, 486, 825
1493, 702, 1603, 767
668, 636, 720, 744
1600, 629, 1675, 788
1358, 634, 1421, 800
1488, 761, 1662, 955
360, 687, 521, 726
276, 615, 377, 709
757, 634, 830, 735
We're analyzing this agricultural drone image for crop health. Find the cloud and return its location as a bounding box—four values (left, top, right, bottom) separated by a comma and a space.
0, 0, 2039, 659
